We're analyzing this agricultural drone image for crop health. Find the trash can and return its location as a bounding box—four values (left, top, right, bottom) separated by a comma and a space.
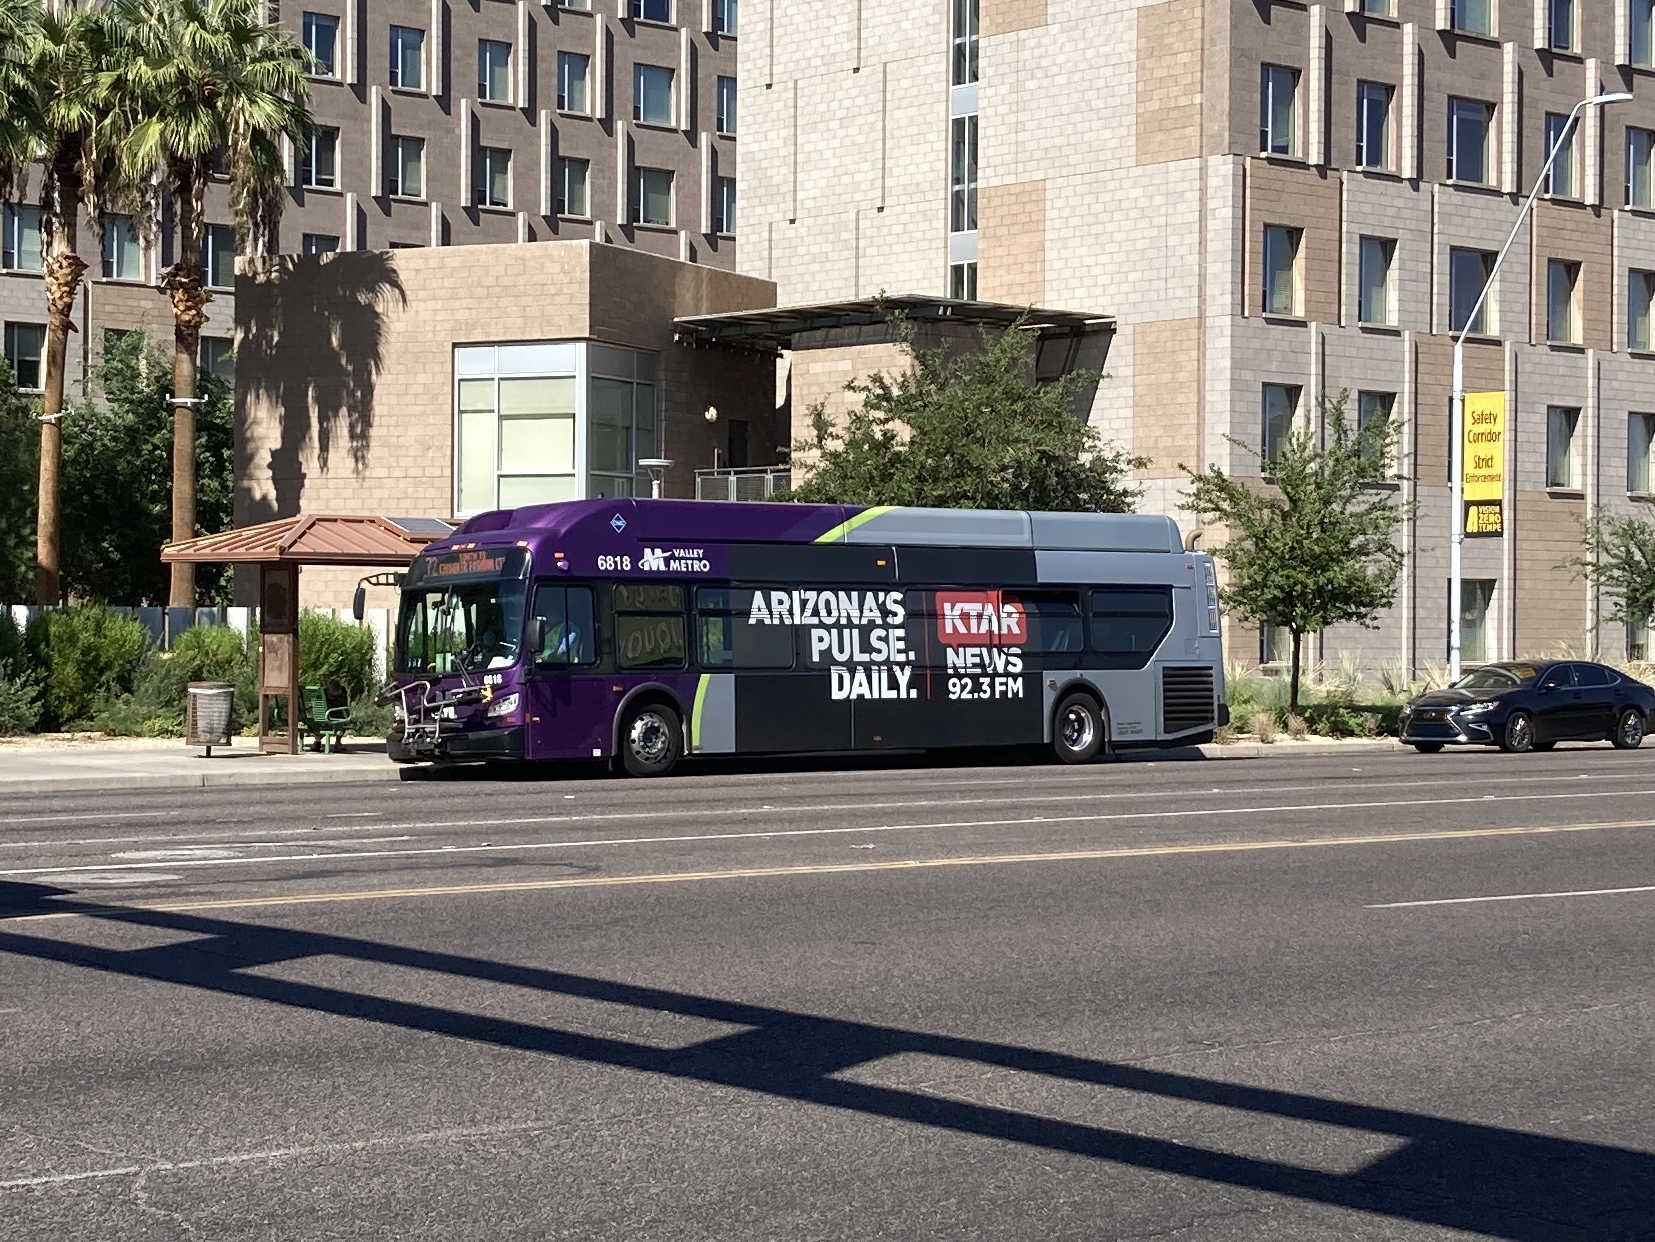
186, 681, 235, 757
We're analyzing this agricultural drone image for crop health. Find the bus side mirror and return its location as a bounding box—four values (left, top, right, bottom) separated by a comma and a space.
528, 618, 546, 657
351, 584, 367, 622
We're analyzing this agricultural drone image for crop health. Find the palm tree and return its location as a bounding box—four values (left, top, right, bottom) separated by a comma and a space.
105, 0, 311, 606
0, 1, 121, 607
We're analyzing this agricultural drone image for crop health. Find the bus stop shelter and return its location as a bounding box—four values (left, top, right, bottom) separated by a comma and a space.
161, 515, 450, 754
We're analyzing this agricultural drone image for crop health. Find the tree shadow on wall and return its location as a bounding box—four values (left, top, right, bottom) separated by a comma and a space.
235, 253, 408, 524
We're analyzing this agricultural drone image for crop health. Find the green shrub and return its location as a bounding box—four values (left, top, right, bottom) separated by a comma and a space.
0, 610, 26, 675
92, 625, 260, 738
299, 611, 377, 701
0, 668, 40, 735
26, 605, 151, 730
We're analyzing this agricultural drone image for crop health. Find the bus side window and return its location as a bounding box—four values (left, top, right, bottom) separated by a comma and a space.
531, 584, 597, 667
1005, 590, 1084, 657
1088, 587, 1174, 668
695, 585, 794, 670
615, 583, 687, 670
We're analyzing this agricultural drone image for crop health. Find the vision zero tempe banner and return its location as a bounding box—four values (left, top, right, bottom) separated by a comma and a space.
732, 587, 1042, 750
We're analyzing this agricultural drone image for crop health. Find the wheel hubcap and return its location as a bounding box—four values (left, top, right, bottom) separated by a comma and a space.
1511, 717, 1531, 748
629, 712, 670, 764
1623, 715, 1643, 746
1061, 706, 1095, 752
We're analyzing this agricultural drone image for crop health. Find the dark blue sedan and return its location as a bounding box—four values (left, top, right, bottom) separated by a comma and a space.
1399, 661, 1655, 754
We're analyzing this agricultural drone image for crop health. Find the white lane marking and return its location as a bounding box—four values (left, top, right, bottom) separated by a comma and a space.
2, 788, 1652, 879
0, 829, 414, 851
33, 872, 180, 886
108, 837, 415, 860
1369, 884, 1655, 909
324, 812, 381, 819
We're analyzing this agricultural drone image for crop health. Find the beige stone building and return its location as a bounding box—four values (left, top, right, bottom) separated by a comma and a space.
741, 0, 1655, 672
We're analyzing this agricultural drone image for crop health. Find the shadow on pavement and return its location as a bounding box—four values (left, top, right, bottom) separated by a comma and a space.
0, 880, 1646, 1239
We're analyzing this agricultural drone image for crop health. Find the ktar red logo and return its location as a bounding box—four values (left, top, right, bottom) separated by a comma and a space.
936, 591, 1026, 647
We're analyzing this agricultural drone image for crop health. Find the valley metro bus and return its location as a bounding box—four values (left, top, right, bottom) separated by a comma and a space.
374, 499, 1227, 776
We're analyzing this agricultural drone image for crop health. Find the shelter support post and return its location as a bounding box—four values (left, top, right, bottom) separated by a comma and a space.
259, 563, 300, 755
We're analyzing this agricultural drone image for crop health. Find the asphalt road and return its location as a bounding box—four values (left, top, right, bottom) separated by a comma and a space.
1, 746, 1653, 1241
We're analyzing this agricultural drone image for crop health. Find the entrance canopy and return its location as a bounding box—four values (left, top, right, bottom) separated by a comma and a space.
161, 514, 452, 567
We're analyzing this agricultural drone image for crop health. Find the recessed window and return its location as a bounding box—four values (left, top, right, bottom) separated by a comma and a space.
714, 0, 737, 36
1447, 97, 1493, 184
1546, 258, 1581, 344
101, 213, 141, 280
1360, 0, 1393, 14
1458, 580, 1494, 665
388, 134, 425, 198
950, 114, 978, 233
1544, 113, 1577, 198
478, 39, 512, 103
200, 223, 235, 289
1358, 235, 1396, 325
1547, 406, 1582, 489
1259, 64, 1299, 157
1628, 614, 1651, 662
1628, 412, 1655, 493
1, 204, 42, 271
1450, 0, 1492, 36
302, 233, 339, 255
1628, 128, 1654, 208
951, 0, 978, 86
302, 126, 339, 189
633, 64, 675, 126
1262, 224, 1301, 316
303, 12, 339, 77
632, 166, 674, 226
475, 146, 511, 208
716, 75, 737, 136
1629, 269, 1655, 350
1547, 0, 1575, 52
631, 0, 670, 21
949, 261, 978, 300
1634, 1, 1654, 67
456, 351, 581, 514
1449, 246, 1495, 334
1356, 81, 1393, 170
3, 322, 45, 390
1357, 390, 1396, 477
390, 25, 425, 90
1260, 624, 1293, 666
1262, 383, 1300, 466
589, 345, 659, 498
199, 336, 234, 384
557, 51, 590, 113
556, 157, 590, 217
713, 176, 736, 235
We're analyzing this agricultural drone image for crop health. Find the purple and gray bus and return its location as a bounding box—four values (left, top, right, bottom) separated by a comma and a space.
376, 499, 1227, 776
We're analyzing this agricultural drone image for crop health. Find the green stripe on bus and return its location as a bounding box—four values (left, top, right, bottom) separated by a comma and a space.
814, 505, 893, 545
689, 673, 711, 752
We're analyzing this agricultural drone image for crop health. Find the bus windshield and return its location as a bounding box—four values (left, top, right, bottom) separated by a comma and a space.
397, 548, 529, 676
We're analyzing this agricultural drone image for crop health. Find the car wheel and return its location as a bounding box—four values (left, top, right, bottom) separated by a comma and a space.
620, 702, 683, 777
1411, 743, 1444, 754
1500, 711, 1535, 754
1612, 708, 1646, 751
1053, 693, 1105, 764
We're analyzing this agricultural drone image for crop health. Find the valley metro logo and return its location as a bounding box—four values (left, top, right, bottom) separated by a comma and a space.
639, 546, 711, 573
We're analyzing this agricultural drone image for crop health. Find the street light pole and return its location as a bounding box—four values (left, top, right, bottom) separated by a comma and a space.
1448, 90, 1631, 682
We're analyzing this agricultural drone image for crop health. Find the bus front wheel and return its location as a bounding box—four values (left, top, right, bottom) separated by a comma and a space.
620, 702, 683, 778
1053, 693, 1105, 765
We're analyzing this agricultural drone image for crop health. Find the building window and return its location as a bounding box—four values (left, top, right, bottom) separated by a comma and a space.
479, 40, 512, 103
1262, 383, 1300, 466
556, 157, 590, 217
1360, 0, 1394, 13
1, 204, 42, 271
1449, 246, 1495, 335
712, 176, 736, 235
1635, 1, 1655, 67
2, 322, 44, 390
1358, 235, 1396, 325
455, 345, 581, 514
949, 261, 978, 300
476, 146, 511, 208
1450, 0, 1492, 36
1547, 405, 1582, 489
557, 51, 590, 113
1357, 391, 1396, 477
1260, 624, 1292, 666
303, 12, 339, 77
631, 0, 670, 20
950, 114, 978, 233
589, 345, 659, 498
101, 214, 141, 280
302, 233, 339, 255
1629, 270, 1655, 350
1547, 0, 1575, 51
1262, 224, 1301, 316
199, 336, 234, 384
200, 223, 235, 289
390, 25, 425, 90
951, 0, 978, 86
633, 64, 675, 125
1544, 113, 1577, 198
714, 0, 737, 36
1356, 81, 1393, 170
1628, 614, 1651, 662
632, 166, 674, 226
1459, 580, 1494, 665
1628, 128, 1655, 208
1546, 258, 1580, 343
301, 126, 339, 189
1447, 97, 1493, 184
1259, 64, 1299, 157
1629, 412, 1655, 494
716, 75, 737, 135
388, 135, 425, 198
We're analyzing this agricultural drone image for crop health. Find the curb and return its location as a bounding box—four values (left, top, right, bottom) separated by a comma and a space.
1195, 740, 1406, 760
0, 763, 405, 797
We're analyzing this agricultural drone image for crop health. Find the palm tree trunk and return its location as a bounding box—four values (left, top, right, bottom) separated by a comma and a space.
165, 179, 209, 608
36, 215, 86, 607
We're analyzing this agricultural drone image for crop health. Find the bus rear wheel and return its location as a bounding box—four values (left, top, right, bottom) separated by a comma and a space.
1053, 693, 1105, 765
620, 702, 682, 778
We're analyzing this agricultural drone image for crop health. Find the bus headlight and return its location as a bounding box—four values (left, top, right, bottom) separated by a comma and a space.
486, 692, 520, 719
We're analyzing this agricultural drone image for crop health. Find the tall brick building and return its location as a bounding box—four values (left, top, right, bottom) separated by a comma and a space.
741, 0, 1655, 672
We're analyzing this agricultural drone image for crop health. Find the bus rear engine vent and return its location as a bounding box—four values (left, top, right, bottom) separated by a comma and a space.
1161, 666, 1217, 734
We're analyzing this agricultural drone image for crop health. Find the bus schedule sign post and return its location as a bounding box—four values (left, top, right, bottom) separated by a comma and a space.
1463, 391, 1505, 538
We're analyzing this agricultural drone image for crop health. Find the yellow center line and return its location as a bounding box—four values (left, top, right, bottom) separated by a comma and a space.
7, 818, 1652, 924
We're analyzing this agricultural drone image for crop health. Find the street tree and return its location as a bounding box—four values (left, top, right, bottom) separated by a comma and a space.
105, 0, 311, 606
787, 315, 1145, 513
1574, 513, 1655, 648
1181, 392, 1409, 714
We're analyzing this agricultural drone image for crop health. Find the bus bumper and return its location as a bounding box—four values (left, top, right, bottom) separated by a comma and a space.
389, 725, 526, 764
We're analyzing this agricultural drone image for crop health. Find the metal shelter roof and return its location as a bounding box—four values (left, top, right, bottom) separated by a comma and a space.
160, 515, 452, 566
673, 294, 1115, 354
